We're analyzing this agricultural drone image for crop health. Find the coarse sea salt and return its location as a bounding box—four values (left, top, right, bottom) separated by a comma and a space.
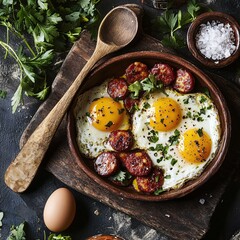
195, 20, 236, 62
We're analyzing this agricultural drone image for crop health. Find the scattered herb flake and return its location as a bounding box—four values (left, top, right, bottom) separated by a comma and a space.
197, 128, 203, 137
147, 130, 159, 143
118, 108, 125, 114
0, 90, 7, 99
154, 187, 164, 195
164, 175, 171, 179
105, 121, 113, 128
168, 129, 180, 145
171, 158, 177, 166
200, 95, 207, 103
143, 101, 151, 109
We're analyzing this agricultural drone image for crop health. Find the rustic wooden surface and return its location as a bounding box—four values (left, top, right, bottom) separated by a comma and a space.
20, 31, 240, 240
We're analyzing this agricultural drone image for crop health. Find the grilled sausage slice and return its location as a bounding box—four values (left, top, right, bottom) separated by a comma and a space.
150, 63, 175, 86
119, 151, 152, 176
125, 62, 149, 84
107, 78, 129, 100
173, 68, 195, 93
94, 152, 119, 177
136, 167, 164, 193
108, 130, 134, 152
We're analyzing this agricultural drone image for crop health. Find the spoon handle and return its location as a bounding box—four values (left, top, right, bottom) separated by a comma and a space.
4, 43, 110, 193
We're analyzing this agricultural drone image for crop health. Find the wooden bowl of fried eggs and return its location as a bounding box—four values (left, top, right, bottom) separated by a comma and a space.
67, 51, 231, 201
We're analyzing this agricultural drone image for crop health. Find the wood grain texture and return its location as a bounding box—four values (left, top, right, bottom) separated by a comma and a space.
4, 5, 139, 193
20, 31, 240, 240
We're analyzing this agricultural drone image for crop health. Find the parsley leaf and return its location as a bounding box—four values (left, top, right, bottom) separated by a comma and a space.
168, 129, 180, 145
111, 170, 132, 183
148, 130, 159, 143
153, 0, 209, 49
128, 74, 164, 99
7, 222, 26, 240
46, 233, 72, 240
197, 128, 203, 137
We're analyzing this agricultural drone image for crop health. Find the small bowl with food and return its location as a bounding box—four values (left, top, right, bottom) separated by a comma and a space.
67, 51, 231, 201
187, 12, 240, 68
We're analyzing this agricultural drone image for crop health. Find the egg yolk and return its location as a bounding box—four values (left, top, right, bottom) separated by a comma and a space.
178, 128, 212, 164
150, 97, 181, 132
89, 97, 125, 131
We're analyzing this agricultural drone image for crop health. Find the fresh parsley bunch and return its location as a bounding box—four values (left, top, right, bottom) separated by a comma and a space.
0, 0, 100, 113
153, 0, 209, 49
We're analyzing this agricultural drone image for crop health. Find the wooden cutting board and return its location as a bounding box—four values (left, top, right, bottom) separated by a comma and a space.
20, 30, 240, 240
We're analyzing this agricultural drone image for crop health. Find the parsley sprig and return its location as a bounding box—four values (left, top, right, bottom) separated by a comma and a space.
128, 74, 164, 99
153, 0, 208, 49
0, 0, 100, 113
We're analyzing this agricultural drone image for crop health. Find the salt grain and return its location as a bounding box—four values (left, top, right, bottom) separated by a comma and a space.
195, 20, 236, 62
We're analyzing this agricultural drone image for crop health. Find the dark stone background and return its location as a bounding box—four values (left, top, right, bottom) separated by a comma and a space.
1, 1, 240, 239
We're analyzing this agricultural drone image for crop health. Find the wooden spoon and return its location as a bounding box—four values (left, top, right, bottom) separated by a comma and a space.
5, 6, 138, 193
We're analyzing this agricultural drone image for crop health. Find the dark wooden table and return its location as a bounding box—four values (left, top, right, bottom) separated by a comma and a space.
1, 1, 240, 240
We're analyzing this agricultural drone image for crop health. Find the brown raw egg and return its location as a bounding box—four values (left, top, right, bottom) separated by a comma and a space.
43, 187, 76, 232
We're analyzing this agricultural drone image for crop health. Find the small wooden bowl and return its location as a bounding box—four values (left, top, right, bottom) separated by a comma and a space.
86, 234, 124, 240
187, 12, 240, 68
67, 51, 231, 201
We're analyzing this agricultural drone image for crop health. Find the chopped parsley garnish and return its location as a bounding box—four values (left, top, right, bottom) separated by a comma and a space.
128, 81, 142, 98
128, 74, 164, 99
85, 112, 90, 117
154, 187, 164, 195
171, 158, 178, 166
168, 129, 180, 145
203, 88, 211, 98
143, 102, 151, 109
197, 128, 203, 137
183, 98, 189, 104
149, 144, 169, 157
118, 108, 125, 114
147, 130, 159, 143
164, 175, 171, 179
200, 107, 206, 115
111, 170, 132, 183
105, 121, 113, 128
200, 96, 207, 103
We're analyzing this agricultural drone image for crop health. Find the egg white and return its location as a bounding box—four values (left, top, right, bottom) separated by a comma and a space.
132, 89, 221, 191
75, 80, 130, 158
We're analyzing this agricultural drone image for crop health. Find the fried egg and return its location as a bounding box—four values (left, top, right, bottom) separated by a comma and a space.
75, 80, 131, 158
132, 89, 221, 191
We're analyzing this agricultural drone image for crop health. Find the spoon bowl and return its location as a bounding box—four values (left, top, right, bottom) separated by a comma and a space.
4, 6, 139, 193
99, 7, 138, 46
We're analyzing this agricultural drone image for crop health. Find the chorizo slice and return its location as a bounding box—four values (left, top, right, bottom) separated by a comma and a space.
173, 68, 195, 93
119, 151, 152, 176
150, 63, 175, 86
107, 78, 129, 100
136, 167, 164, 193
125, 62, 149, 84
94, 152, 119, 177
108, 130, 134, 152
124, 97, 139, 113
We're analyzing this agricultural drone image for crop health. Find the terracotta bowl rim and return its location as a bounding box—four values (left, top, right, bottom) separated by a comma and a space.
67, 51, 231, 201
187, 11, 240, 69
